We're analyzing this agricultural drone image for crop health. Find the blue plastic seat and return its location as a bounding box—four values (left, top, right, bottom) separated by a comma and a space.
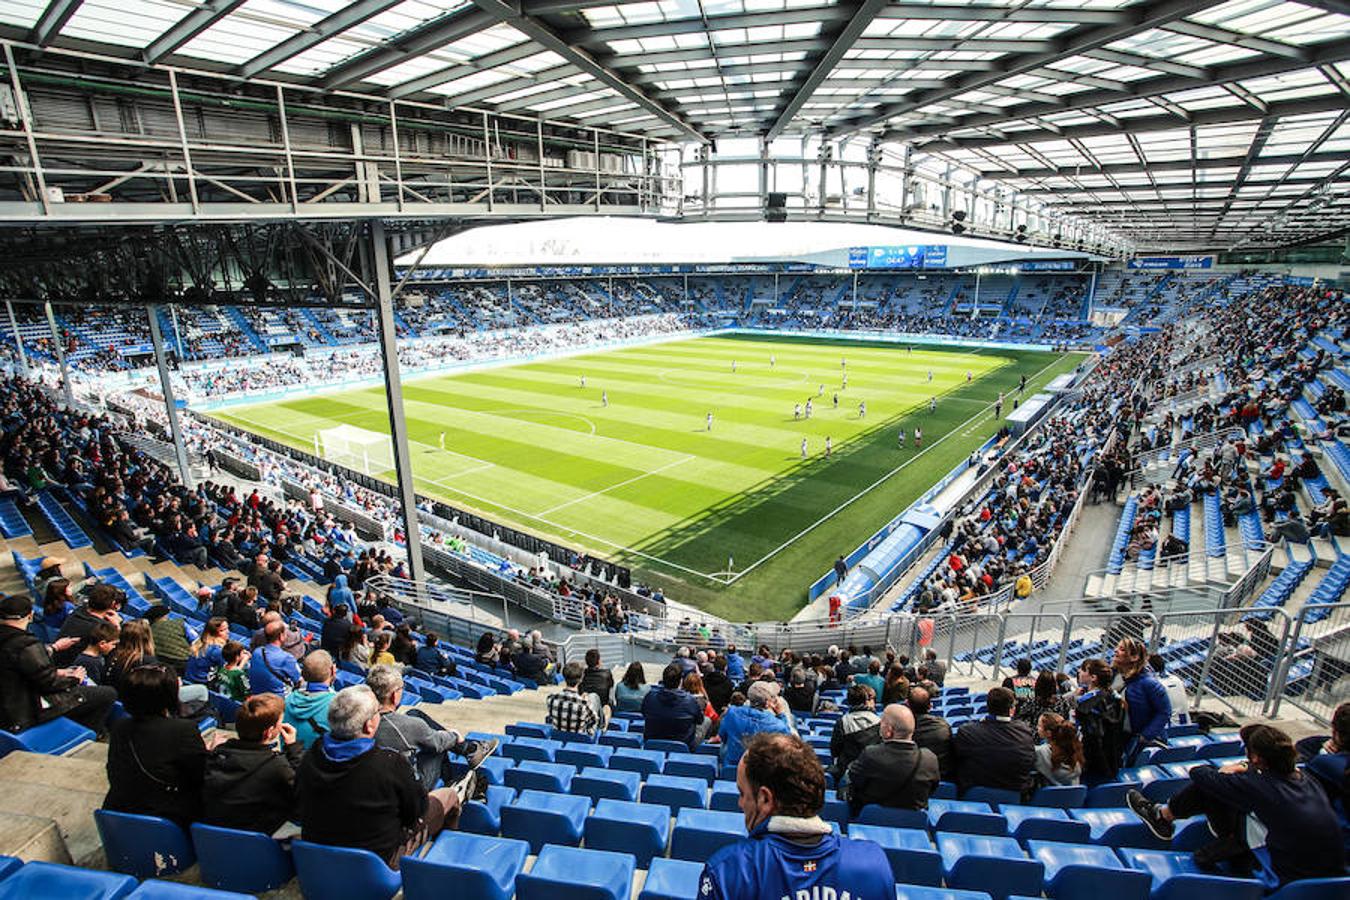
847, 824, 942, 886
598, 732, 643, 749
963, 787, 1023, 808
0, 857, 16, 882
0, 861, 136, 900
1069, 809, 1170, 849
125, 882, 253, 899
504, 760, 576, 793
639, 858, 705, 900
937, 834, 1044, 900
516, 844, 635, 900
1118, 849, 1265, 900
1001, 805, 1092, 845
709, 781, 740, 812
1193, 740, 1244, 760
551, 729, 598, 745
858, 805, 930, 829
1026, 839, 1150, 900
644, 739, 691, 754
292, 840, 401, 900
461, 785, 516, 835
501, 789, 591, 852
95, 810, 196, 879
476, 756, 513, 786
506, 723, 551, 739
502, 737, 561, 763
641, 773, 707, 811
1087, 783, 1135, 808
927, 799, 1005, 834
664, 751, 719, 784
670, 808, 747, 862
0, 716, 95, 758
906, 890, 993, 900
190, 823, 294, 894
1029, 785, 1088, 809
572, 766, 641, 803
1265, 877, 1350, 900
557, 743, 613, 770
400, 831, 529, 900
584, 799, 672, 867
609, 748, 665, 777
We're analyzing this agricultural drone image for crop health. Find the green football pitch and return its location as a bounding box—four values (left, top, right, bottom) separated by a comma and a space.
215, 334, 1083, 621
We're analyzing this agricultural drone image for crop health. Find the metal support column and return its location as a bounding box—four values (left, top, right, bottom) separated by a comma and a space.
146, 304, 194, 487
6, 301, 27, 375
1087, 264, 1100, 321
972, 271, 981, 319
170, 304, 184, 356
43, 301, 72, 406
370, 220, 425, 583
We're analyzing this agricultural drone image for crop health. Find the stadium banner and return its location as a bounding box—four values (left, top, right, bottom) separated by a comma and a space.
1126, 255, 1214, 270
734, 326, 1057, 353
1019, 260, 1078, 272
117, 343, 153, 357
847, 245, 948, 269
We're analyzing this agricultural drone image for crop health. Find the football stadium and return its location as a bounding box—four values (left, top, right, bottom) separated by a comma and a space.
0, 0, 1346, 898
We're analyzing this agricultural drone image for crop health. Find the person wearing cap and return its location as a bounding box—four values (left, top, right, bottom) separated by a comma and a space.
0, 593, 116, 736
33, 556, 70, 605
717, 679, 796, 766
1127, 723, 1346, 886
698, 733, 892, 900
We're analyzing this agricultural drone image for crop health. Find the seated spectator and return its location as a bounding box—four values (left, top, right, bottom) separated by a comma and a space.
249, 620, 301, 695
1295, 702, 1348, 861
783, 668, 818, 714
368, 665, 495, 787
184, 618, 229, 687
578, 648, 614, 712
717, 681, 794, 765
922, 650, 946, 686
908, 686, 955, 780
881, 664, 910, 706
413, 633, 456, 677
828, 684, 881, 783
1002, 657, 1037, 705
218, 641, 250, 701
0, 593, 115, 735
698, 733, 892, 900
615, 661, 650, 713
1034, 713, 1084, 787
842, 704, 940, 814
852, 658, 885, 698
341, 628, 372, 670
546, 661, 601, 737
104, 665, 216, 827
53, 583, 122, 665
953, 686, 1035, 797
285, 650, 337, 749
1149, 654, 1191, 725
298, 685, 479, 869
642, 662, 707, 750
1128, 724, 1346, 886
41, 578, 74, 632
201, 693, 302, 835
370, 632, 396, 668
72, 620, 120, 686
513, 632, 553, 684
474, 631, 499, 668
144, 605, 192, 674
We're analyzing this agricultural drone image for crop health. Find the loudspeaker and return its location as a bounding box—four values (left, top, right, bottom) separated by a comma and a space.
766, 192, 787, 209
766, 192, 787, 222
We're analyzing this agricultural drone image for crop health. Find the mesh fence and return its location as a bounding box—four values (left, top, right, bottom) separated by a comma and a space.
1271, 603, 1350, 724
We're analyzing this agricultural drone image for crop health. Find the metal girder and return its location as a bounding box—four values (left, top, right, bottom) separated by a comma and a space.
30, 0, 82, 47
317, 7, 498, 90
144, 0, 249, 65
993, 151, 1346, 183
565, 6, 851, 44
910, 93, 1349, 151
852, 36, 1058, 54
450, 0, 707, 141
387, 41, 543, 98
1083, 47, 1206, 80
629, 61, 803, 86
597, 39, 824, 68
439, 65, 578, 106
765, 0, 889, 141
1206, 114, 1276, 240
878, 38, 1350, 143
828, 0, 1214, 136
238, 0, 405, 79
1296, 0, 1350, 14
493, 81, 594, 112
521, 0, 624, 13
1162, 20, 1309, 61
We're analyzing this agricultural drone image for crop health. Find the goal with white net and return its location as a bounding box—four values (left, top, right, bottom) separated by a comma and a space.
315, 424, 394, 476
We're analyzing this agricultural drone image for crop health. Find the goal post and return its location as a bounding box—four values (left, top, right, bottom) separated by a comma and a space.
315, 423, 394, 476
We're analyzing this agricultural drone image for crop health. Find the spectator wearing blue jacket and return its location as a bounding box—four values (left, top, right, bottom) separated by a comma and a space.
414, 634, 455, 677
1114, 637, 1171, 765
718, 680, 795, 765
724, 646, 746, 680
326, 574, 354, 611
1297, 702, 1349, 862
641, 663, 707, 749
285, 650, 336, 748
249, 620, 301, 696
700, 732, 891, 900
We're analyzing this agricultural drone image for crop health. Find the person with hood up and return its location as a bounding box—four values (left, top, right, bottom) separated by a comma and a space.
285, 650, 337, 749
717, 680, 796, 766
326, 574, 354, 615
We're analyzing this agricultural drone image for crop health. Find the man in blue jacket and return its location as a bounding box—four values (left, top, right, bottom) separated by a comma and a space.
1127, 723, 1346, 887
641, 662, 706, 749
700, 732, 893, 900
718, 680, 794, 766
249, 620, 302, 696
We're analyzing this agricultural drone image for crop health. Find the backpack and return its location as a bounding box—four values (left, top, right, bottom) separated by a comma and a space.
1009, 675, 1036, 702
1078, 691, 1126, 778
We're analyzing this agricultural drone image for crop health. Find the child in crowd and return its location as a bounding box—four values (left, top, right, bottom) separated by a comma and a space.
218, 641, 251, 701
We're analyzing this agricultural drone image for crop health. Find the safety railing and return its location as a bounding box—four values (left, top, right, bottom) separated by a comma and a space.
1128, 426, 1246, 474
1151, 605, 1294, 720
1270, 602, 1350, 725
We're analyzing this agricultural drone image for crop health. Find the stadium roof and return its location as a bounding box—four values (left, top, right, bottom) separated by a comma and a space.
1, 0, 1348, 250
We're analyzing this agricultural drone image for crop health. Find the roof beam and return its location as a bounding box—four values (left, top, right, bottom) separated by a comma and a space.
874, 5, 1131, 24
30, 0, 82, 47
1161, 20, 1309, 61
828, 0, 1215, 137
144, 0, 248, 65
565, 6, 851, 44
1206, 114, 1276, 239
878, 38, 1350, 143
387, 41, 542, 98
464, 0, 706, 141
598, 39, 825, 68
765, 0, 889, 141
439, 64, 579, 107
238, 0, 405, 79
316, 7, 497, 90
1295, 0, 1350, 14
995, 151, 1346, 183
911, 94, 1349, 150
1082, 47, 1206, 79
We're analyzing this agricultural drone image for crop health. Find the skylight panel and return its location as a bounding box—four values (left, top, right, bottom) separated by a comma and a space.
64, 0, 183, 49
0, 0, 43, 30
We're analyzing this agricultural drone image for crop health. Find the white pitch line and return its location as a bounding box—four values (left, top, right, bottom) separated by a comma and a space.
722, 352, 1072, 584
536, 454, 695, 516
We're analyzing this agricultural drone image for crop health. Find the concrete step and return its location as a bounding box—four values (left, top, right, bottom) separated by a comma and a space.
0, 752, 106, 866
0, 812, 70, 864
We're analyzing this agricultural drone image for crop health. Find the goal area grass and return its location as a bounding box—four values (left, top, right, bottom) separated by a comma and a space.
215, 334, 1083, 622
